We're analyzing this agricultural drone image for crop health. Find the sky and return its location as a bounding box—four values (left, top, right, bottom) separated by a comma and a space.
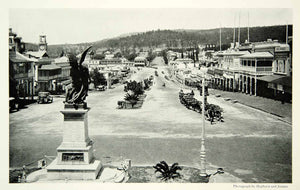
9, 8, 293, 45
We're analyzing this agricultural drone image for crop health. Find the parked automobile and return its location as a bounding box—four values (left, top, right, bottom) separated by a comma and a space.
96, 85, 106, 91
38, 92, 53, 104
9, 97, 19, 112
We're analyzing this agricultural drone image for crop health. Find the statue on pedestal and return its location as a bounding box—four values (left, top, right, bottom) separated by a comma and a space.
47, 46, 103, 180
65, 46, 92, 105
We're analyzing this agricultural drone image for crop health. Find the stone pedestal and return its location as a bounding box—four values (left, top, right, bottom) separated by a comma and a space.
46, 103, 102, 180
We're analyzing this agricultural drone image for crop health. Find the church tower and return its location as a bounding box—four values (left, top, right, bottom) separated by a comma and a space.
38, 35, 47, 51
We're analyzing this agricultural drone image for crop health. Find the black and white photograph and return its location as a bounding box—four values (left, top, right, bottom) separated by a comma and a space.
2, 0, 299, 189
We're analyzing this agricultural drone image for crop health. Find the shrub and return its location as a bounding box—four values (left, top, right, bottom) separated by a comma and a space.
153, 161, 182, 181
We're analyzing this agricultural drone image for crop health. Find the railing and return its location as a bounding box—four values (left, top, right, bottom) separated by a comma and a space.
38, 74, 61, 81
239, 66, 272, 74
239, 66, 255, 72
14, 73, 34, 79
256, 67, 272, 72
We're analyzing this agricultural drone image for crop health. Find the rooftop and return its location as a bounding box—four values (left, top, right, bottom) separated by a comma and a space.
25, 51, 48, 59
39, 64, 61, 70
239, 52, 273, 59
54, 56, 69, 63
134, 57, 147, 61
10, 52, 37, 63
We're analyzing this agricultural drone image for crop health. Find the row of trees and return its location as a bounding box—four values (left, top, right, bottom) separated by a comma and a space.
179, 90, 224, 123
118, 78, 153, 109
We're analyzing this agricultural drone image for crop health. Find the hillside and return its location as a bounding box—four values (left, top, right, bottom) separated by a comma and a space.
26, 25, 292, 57
95, 25, 292, 49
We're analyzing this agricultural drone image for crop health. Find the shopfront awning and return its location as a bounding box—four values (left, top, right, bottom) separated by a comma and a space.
257, 75, 284, 82
223, 73, 234, 79
258, 75, 292, 93
272, 76, 292, 88
214, 69, 223, 75
207, 69, 214, 75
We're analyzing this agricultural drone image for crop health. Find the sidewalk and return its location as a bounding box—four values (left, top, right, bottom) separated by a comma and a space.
209, 89, 292, 124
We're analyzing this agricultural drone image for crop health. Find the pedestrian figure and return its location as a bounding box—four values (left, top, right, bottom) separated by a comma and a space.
21, 165, 27, 182
281, 91, 285, 104
208, 109, 214, 124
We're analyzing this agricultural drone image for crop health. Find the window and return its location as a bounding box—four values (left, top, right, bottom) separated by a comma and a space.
257, 60, 272, 67
278, 60, 285, 73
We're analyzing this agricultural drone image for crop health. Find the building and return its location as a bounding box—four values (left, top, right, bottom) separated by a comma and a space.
35, 58, 62, 92
9, 28, 25, 53
9, 52, 35, 99
211, 50, 248, 91
53, 56, 72, 92
134, 57, 147, 67
100, 58, 122, 65
25, 51, 49, 59
9, 28, 35, 99
25, 35, 49, 59
208, 39, 292, 102
238, 52, 274, 96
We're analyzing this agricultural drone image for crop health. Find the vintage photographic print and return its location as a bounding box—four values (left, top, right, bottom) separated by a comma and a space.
7, 3, 294, 187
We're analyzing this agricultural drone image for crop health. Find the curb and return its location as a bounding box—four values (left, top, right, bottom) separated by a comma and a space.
210, 90, 292, 125
236, 102, 292, 125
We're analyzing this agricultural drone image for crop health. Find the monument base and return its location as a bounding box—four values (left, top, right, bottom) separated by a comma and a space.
46, 159, 102, 180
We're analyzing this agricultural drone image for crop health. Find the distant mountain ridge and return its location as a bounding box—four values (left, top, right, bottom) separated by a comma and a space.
25, 25, 292, 57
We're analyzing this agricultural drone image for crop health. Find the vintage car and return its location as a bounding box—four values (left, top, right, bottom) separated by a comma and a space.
96, 85, 106, 91
37, 92, 53, 104
9, 97, 19, 112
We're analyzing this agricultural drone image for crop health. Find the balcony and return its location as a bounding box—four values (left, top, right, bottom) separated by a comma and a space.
14, 72, 34, 79
240, 66, 273, 75
38, 74, 61, 81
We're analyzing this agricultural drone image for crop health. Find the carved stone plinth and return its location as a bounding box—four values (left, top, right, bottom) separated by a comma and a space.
46, 103, 102, 180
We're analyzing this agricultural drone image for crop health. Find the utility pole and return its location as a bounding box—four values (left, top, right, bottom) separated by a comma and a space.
233, 14, 236, 48
286, 22, 288, 44
238, 11, 241, 46
200, 76, 207, 177
248, 11, 250, 43
220, 23, 222, 51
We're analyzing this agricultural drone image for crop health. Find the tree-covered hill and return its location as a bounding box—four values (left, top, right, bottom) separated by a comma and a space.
95, 25, 292, 49
25, 25, 292, 57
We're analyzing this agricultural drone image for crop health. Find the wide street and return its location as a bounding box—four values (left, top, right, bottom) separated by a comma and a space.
9, 57, 292, 183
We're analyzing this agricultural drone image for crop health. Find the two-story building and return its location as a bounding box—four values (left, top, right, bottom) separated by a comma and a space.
53, 56, 72, 92
9, 28, 35, 99
35, 58, 62, 92
238, 52, 274, 96
9, 52, 35, 99
134, 57, 148, 67
211, 50, 248, 91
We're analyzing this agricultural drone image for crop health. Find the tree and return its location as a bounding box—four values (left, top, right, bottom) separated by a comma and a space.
114, 52, 122, 58
125, 52, 137, 62
90, 68, 106, 87
162, 50, 168, 65
93, 54, 105, 60
146, 50, 156, 62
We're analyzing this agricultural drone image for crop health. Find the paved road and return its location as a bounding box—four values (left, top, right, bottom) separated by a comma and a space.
9, 57, 292, 183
